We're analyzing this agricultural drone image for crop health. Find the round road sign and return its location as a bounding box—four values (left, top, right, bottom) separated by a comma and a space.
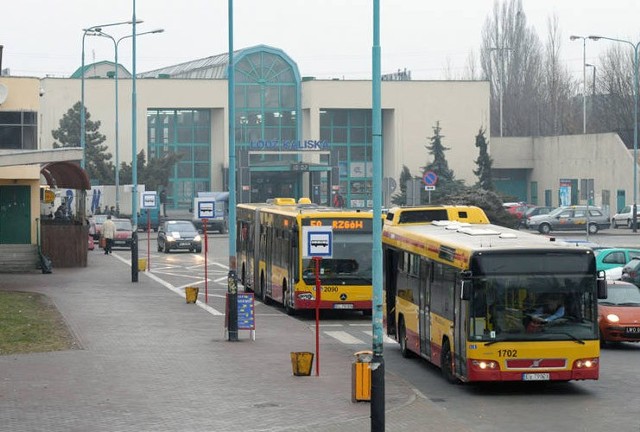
423, 171, 438, 186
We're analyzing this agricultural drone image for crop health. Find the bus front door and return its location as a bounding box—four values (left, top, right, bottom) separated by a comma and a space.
453, 277, 467, 378
419, 259, 431, 357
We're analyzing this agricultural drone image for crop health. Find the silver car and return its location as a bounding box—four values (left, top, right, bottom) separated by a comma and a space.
611, 205, 639, 229
527, 205, 610, 235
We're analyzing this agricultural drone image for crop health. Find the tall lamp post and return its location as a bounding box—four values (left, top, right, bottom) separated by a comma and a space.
80, 20, 138, 170
589, 35, 640, 232
570, 35, 588, 134
91, 28, 164, 215
489, 46, 512, 137
586, 63, 596, 132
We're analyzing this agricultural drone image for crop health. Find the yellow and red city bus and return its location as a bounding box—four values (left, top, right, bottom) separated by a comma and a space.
382, 210, 607, 383
236, 198, 375, 315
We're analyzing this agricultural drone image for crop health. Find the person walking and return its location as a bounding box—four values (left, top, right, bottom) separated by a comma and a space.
101, 215, 116, 255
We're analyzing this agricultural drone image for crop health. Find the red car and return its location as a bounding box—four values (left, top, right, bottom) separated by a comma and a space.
598, 280, 640, 345
112, 218, 134, 250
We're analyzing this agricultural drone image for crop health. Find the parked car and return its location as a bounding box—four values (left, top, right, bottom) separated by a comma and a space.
523, 206, 555, 228
594, 248, 640, 271
91, 214, 108, 240
526, 205, 610, 234
503, 202, 533, 220
621, 257, 640, 287
112, 218, 134, 250
157, 220, 202, 253
611, 205, 640, 229
598, 280, 640, 345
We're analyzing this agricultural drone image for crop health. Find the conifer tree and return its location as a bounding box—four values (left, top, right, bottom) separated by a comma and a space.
473, 128, 494, 191
51, 101, 113, 185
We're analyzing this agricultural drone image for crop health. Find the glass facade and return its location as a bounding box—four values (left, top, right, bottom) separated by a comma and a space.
320, 109, 373, 208
0, 111, 37, 150
235, 50, 298, 163
147, 109, 211, 209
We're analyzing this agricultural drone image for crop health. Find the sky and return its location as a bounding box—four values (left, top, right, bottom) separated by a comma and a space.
2, 0, 640, 81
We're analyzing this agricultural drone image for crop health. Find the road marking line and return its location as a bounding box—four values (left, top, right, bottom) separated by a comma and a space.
324, 331, 366, 345
126, 260, 224, 316
362, 330, 398, 344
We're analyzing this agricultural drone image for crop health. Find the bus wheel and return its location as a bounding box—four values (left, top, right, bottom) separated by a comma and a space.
260, 273, 271, 305
398, 319, 411, 358
441, 339, 457, 384
283, 279, 296, 316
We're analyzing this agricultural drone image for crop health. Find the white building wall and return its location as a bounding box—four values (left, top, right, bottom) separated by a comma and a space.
301, 79, 490, 185
492, 133, 635, 212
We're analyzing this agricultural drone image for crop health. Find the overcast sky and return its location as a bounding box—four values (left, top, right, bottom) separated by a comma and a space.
2, 0, 640, 80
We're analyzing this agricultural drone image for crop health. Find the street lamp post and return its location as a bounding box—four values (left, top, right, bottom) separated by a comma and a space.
586, 63, 596, 132
589, 35, 640, 232
489, 46, 512, 137
91, 28, 164, 215
570, 35, 588, 134
80, 20, 138, 170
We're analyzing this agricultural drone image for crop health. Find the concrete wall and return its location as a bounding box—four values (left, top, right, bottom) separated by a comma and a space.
491, 133, 634, 212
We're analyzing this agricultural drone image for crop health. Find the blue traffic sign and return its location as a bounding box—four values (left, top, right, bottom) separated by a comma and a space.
423, 171, 438, 186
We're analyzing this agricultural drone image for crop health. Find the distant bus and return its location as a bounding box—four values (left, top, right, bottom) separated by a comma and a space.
383, 206, 607, 383
236, 198, 374, 315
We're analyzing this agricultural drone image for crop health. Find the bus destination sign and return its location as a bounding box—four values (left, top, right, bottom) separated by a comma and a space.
303, 218, 372, 231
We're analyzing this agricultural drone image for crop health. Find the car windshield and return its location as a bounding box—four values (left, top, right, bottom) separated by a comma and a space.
114, 220, 132, 231
599, 283, 640, 306
546, 207, 565, 217
94, 215, 108, 224
166, 222, 196, 233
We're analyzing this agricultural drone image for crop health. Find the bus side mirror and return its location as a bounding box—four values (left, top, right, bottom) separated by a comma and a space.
597, 271, 608, 299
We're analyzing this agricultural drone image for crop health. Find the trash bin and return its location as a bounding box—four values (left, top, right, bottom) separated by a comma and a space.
185, 286, 199, 304
138, 258, 147, 272
352, 350, 373, 402
290, 352, 314, 376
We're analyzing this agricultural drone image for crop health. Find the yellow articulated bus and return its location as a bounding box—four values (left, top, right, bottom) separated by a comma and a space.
383, 206, 607, 384
236, 198, 375, 315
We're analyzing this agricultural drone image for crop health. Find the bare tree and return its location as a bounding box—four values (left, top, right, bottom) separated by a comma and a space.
539, 14, 578, 136
481, 0, 544, 137
595, 45, 635, 146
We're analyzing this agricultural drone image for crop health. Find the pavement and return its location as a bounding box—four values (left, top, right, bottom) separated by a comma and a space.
0, 250, 472, 432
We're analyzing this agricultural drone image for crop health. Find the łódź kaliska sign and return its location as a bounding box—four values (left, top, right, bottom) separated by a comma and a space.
249, 140, 330, 150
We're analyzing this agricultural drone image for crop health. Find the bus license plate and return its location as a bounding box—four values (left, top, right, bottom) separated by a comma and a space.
625, 327, 640, 333
333, 304, 354, 309
522, 373, 550, 381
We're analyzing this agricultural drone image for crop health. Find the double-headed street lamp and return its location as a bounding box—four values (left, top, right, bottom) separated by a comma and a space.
589, 35, 640, 232
570, 35, 588, 134
90, 28, 164, 215
80, 20, 140, 170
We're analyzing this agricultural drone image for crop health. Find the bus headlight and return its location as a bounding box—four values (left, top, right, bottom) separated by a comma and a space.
606, 314, 620, 323
574, 358, 598, 369
471, 360, 499, 370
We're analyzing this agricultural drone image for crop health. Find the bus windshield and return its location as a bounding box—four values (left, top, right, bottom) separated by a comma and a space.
302, 232, 372, 286
469, 273, 598, 343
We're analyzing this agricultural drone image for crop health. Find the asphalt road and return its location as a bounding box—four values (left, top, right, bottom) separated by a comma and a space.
128, 229, 640, 432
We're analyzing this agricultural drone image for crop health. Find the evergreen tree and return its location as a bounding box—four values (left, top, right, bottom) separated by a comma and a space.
119, 149, 182, 192
51, 101, 114, 185
421, 121, 464, 203
391, 165, 413, 205
473, 128, 494, 191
